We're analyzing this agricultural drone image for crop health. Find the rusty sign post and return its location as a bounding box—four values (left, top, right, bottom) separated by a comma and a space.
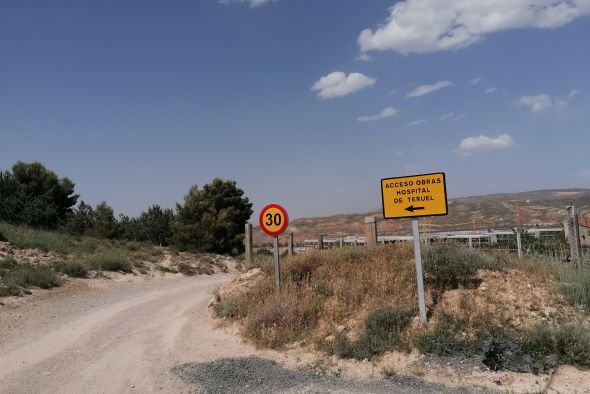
381, 172, 448, 324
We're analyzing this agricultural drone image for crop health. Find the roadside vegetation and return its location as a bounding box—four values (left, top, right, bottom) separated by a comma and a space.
0, 221, 232, 297
214, 243, 590, 371
1, 160, 253, 255
0, 160, 252, 298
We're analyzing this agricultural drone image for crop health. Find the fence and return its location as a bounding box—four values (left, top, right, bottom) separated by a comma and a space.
246, 207, 588, 263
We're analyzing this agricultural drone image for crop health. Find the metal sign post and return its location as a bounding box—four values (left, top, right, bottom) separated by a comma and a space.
259, 203, 289, 292
381, 172, 449, 326
412, 218, 427, 324
273, 236, 281, 291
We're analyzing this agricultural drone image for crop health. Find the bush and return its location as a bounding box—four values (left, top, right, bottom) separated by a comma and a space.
414, 313, 478, 356
0, 258, 18, 269
2, 263, 59, 290
176, 262, 197, 276
554, 323, 590, 367
0, 284, 21, 296
214, 293, 250, 319
0, 222, 97, 254
424, 243, 501, 289
51, 260, 88, 278
518, 323, 556, 365
0, 230, 7, 242
333, 307, 414, 360
518, 322, 590, 368
89, 250, 132, 272
559, 266, 590, 310
243, 287, 324, 348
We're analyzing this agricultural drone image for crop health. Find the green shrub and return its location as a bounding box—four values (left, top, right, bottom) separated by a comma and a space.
0, 230, 7, 242
214, 294, 249, 319
51, 261, 88, 278
554, 323, 590, 367
89, 250, 132, 272
3, 264, 59, 289
333, 307, 414, 360
518, 322, 590, 368
559, 266, 590, 309
0, 258, 18, 269
518, 323, 556, 364
424, 243, 501, 289
176, 262, 197, 276
0, 284, 21, 296
414, 313, 477, 356
157, 265, 177, 273
0, 222, 97, 254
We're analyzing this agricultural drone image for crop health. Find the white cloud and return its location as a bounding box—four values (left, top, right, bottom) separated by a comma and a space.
484, 87, 497, 94
439, 112, 466, 121
358, 0, 590, 55
568, 89, 580, 98
355, 53, 373, 62
311, 71, 376, 99
457, 134, 516, 155
556, 98, 569, 108
407, 118, 428, 126
358, 106, 398, 122
219, 0, 275, 7
407, 80, 454, 97
470, 78, 482, 85
517, 94, 553, 112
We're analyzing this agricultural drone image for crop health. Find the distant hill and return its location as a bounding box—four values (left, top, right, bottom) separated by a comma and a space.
253, 189, 590, 246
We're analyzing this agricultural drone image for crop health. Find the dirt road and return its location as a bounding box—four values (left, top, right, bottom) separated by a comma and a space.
0, 274, 494, 394
0, 273, 258, 393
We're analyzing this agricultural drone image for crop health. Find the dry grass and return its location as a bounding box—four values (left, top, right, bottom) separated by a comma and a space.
215, 243, 590, 368
215, 245, 419, 349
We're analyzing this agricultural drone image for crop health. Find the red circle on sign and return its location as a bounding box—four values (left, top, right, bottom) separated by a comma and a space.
259, 203, 289, 237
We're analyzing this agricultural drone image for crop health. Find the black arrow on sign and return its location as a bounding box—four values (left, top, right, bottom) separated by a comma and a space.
405, 205, 425, 213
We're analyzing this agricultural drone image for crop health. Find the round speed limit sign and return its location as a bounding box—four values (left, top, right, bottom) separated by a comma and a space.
259, 204, 289, 237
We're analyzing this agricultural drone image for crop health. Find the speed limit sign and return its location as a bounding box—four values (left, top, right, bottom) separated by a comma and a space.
259, 203, 289, 291
259, 204, 289, 237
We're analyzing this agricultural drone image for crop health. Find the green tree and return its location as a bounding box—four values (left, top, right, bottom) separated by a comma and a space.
0, 162, 78, 228
139, 205, 174, 246
11, 161, 78, 221
118, 214, 143, 242
92, 202, 118, 239
172, 178, 253, 254
63, 201, 94, 235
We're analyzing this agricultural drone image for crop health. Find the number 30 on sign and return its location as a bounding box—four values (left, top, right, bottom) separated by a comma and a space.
259, 204, 289, 237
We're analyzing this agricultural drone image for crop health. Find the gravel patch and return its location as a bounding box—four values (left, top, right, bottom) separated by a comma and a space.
173, 356, 497, 394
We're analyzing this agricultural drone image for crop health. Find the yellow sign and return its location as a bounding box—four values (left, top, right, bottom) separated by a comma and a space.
381, 172, 448, 219
259, 203, 289, 237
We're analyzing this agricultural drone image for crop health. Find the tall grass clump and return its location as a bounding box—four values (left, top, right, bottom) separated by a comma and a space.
50, 260, 89, 278
214, 245, 418, 348
414, 312, 480, 356
424, 243, 503, 289
0, 258, 59, 295
89, 250, 132, 272
332, 306, 414, 360
0, 222, 97, 254
559, 265, 590, 310
519, 322, 590, 368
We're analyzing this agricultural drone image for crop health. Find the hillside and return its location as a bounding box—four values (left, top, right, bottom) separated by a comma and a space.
253, 189, 590, 246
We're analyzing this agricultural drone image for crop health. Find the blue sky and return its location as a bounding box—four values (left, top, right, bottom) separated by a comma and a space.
1, 0, 589, 219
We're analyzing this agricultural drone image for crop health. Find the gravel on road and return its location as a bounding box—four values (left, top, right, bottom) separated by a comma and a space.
173, 356, 498, 394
